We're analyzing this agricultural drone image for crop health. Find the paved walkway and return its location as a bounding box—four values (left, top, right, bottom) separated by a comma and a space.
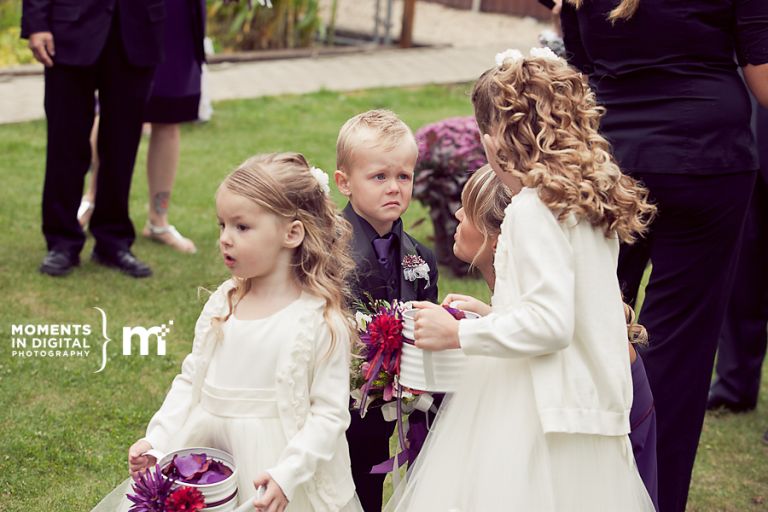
0, 0, 547, 124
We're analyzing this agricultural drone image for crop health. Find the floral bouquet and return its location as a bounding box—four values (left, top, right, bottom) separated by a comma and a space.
351, 298, 423, 417
351, 299, 475, 413
127, 452, 233, 511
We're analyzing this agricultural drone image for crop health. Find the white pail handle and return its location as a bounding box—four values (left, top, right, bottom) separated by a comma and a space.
142, 449, 165, 462
233, 486, 266, 512
422, 350, 436, 389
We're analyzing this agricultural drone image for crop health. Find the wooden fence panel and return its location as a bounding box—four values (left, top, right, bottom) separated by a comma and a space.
481, 0, 551, 19
424, 0, 473, 8
422, 0, 552, 20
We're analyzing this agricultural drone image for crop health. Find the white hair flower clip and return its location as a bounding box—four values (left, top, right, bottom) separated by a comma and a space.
495, 49, 524, 67
309, 166, 331, 195
529, 46, 561, 61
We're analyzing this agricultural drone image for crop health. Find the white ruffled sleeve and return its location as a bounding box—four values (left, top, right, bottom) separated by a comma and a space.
267, 314, 352, 501
459, 192, 575, 358
143, 281, 231, 452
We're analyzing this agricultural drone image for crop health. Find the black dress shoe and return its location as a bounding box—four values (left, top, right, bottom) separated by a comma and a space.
39, 250, 80, 276
706, 394, 755, 413
91, 249, 152, 278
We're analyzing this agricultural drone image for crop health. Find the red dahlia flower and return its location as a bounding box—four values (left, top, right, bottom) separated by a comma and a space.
368, 313, 403, 353
166, 486, 205, 512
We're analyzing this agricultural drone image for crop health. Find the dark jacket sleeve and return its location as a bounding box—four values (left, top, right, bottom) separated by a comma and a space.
21, 0, 51, 38
560, 1, 594, 74
417, 244, 439, 303
735, 0, 768, 66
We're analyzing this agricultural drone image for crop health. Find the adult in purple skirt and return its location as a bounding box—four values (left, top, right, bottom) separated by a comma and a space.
80, 0, 205, 254
141, 0, 205, 254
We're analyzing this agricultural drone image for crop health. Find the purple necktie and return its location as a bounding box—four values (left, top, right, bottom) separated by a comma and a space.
372, 234, 395, 269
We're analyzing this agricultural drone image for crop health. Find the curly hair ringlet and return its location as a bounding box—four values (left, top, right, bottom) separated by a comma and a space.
471, 55, 655, 243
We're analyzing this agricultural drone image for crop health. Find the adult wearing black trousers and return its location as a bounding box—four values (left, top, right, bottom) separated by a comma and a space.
708, 102, 768, 414
22, 0, 166, 277
560, 1, 768, 511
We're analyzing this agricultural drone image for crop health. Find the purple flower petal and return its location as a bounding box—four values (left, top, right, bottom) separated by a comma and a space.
196, 469, 229, 484
173, 453, 208, 479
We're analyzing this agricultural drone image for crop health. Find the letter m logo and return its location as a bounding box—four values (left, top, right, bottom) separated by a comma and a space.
122, 321, 172, 356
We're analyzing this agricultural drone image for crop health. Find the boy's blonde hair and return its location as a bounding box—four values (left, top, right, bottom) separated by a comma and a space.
336, 109, 417, 172
461, 164, 512, 268
216, 152, 355, 350
471, 55, 655, 243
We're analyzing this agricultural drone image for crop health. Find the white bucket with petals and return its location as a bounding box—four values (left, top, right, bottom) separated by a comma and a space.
399, 308, 479, 392
146, 447, 239, 511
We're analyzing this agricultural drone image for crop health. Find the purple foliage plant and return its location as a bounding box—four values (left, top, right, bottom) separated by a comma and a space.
414, 116, 487, 275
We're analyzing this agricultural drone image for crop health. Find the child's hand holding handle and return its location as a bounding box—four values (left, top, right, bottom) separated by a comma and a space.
412, 301, 461, 351
251, 473, 287, 512
441, 293, 492, 317
127, 439, 157, 476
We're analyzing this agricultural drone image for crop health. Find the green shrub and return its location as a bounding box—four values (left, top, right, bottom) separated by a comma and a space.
207, 0, 323, 52
0, 0, 33, 67
0, 26, 34, 67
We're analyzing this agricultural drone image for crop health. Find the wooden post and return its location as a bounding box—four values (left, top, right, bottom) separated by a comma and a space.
400, 0, 416, 48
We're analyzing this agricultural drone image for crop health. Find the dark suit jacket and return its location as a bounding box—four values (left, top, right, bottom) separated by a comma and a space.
343, 203, 438, 307
21, 0, 165, 67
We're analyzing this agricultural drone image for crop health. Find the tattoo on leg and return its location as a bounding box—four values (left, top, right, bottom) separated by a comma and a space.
153, 191, 170, 216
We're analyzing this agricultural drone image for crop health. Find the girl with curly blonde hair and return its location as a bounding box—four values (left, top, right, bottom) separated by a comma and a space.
471, 51, 655, 243
449, 165, 658, 509
386, 53, 656, 511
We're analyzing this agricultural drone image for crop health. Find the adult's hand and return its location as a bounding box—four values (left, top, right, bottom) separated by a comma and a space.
28, 31, 55, 67
744, 63, 768, 108
411, 301, 460, 351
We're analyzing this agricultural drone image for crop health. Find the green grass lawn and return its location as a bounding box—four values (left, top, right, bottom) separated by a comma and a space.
0, 85, 766, 511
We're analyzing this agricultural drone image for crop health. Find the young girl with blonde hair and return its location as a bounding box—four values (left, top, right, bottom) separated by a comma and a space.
387, 50, 657, 511
94, 153, 363, 512
446, 165, 658, 510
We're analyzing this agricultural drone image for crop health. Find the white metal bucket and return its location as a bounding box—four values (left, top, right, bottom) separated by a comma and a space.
399, 309, 479, 392
151, 447, 238, 511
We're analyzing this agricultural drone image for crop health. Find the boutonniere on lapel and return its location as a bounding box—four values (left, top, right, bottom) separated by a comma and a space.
402, 254, 430, 289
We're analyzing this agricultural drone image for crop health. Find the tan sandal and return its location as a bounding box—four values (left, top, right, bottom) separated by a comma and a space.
77, 198, 94, 229
142, 222, 197, 254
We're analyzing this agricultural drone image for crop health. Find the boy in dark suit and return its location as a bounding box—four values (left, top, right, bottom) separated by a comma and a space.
334, 109, 438, 511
